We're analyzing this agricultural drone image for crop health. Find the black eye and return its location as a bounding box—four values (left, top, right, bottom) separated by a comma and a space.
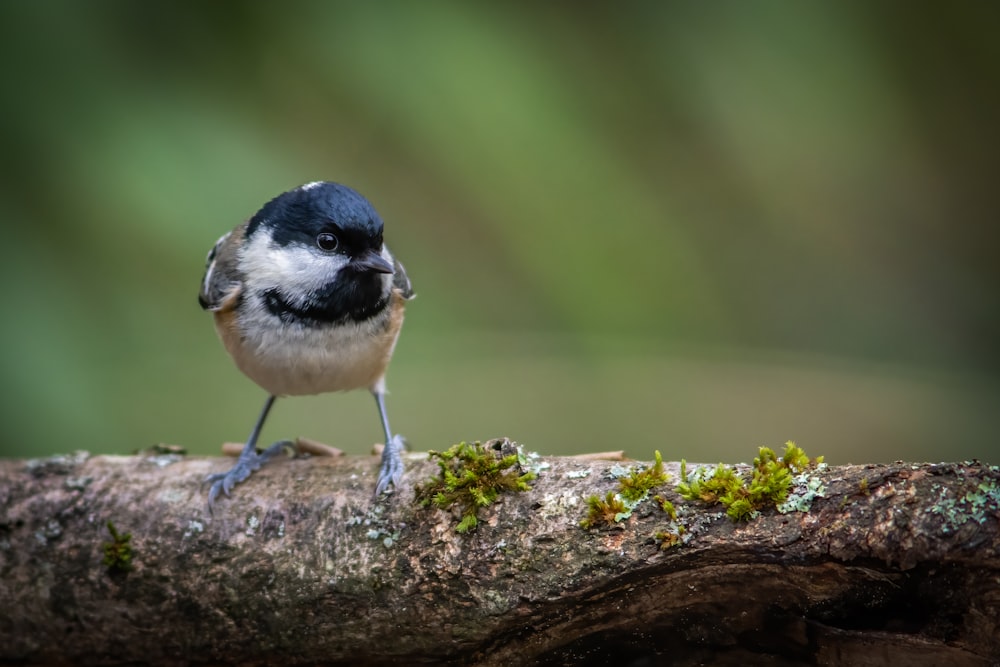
316, 232, 339, 251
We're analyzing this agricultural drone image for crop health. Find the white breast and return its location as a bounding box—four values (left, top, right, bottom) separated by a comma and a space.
218, 293, 403, 397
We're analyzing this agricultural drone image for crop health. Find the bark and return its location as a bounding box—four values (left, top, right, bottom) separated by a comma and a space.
0, 440, 998, 666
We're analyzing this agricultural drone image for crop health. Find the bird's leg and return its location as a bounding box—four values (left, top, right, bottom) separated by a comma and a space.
205, 394, 293, 512
373, 390, 405, 496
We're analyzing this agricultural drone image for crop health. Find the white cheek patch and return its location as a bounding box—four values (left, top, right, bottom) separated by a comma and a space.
239, 229, 348, 297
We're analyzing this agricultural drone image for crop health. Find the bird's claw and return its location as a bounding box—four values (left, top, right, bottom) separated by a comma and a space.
205, 440, 294, 513
374, 434, 406, 497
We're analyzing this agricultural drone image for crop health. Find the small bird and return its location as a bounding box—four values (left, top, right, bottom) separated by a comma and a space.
198, 181, 414, 509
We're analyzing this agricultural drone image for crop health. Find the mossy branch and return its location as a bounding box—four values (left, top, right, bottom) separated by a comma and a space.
1, 442, 998, 665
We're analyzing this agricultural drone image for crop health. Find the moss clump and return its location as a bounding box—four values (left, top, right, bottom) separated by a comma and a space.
102, 521, 133, 571
654, 526, 685, 549
676, 461, 741, 505
580, 491, 629, 529
416, 441, 536, 533
654, 494, 677, 521
677, 442, 824, 521
580, 451, 670, 529
619, 450, 669, 502
652, 495, 686, 549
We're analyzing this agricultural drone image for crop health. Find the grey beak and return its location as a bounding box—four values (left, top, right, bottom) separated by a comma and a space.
352, 249, 394, 274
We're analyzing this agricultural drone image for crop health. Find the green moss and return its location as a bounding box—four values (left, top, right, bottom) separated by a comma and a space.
416, 441, 536, 533
676, 441, 824, 521
619, 450, 669, 502
654, 525, 686, 549
580, 491, 628, 529
102, 521, 133, 571
580, 451, 670, 529
654, 529, 680, 549
652, 495, 685, 549
676, 461, 742, 505
653, 495, 677, 521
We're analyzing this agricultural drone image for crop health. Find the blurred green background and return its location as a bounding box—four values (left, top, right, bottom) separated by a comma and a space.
0, 1, 997, 465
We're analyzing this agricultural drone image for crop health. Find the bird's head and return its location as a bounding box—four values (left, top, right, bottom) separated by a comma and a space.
240, 181, 395, 323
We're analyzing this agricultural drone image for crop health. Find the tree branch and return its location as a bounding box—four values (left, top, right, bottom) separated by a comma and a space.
1, 440, 997, 665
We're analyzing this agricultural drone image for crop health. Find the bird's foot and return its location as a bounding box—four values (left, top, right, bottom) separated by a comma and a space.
374, 434, 407, 497
205, 440, 294, 512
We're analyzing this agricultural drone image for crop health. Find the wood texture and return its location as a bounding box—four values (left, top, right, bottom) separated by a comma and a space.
1, 441, 997, 665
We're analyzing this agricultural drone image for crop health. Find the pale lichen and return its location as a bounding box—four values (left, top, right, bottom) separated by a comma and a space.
777, 466, 828, 514
245, 513, 260, 537
182, 520, 204, 539
926, 476, 1000, 534
25, 450, 90, 477
64, 476, 93, 491
516, 445, 551, 476
34, 519, 63, 546
145, 453, 184, 468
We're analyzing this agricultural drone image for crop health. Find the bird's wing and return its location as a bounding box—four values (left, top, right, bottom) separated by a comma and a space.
391, 253, 414, 300
198, 226, 245, 312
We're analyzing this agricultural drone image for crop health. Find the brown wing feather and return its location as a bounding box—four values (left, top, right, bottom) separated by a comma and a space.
198, 225, 246, 312
391, 254, 414, 300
